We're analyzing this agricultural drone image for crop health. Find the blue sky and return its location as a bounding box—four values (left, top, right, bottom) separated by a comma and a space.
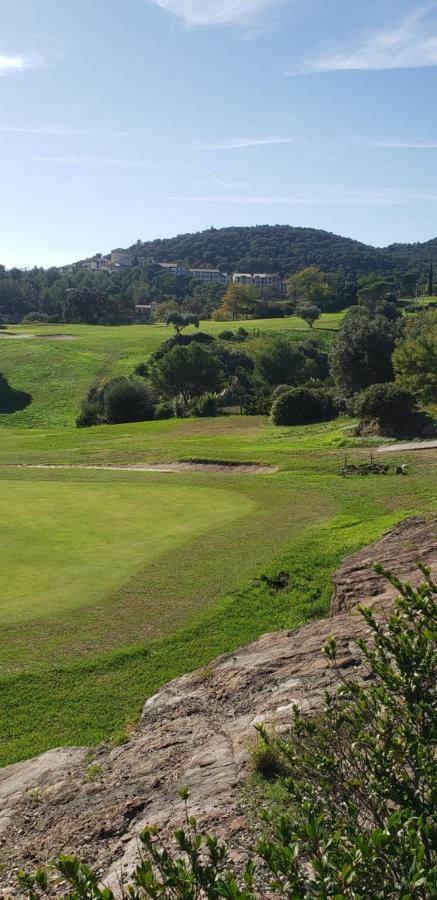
2, 0, 437, 267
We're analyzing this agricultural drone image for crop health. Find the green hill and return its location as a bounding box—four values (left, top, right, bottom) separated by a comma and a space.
123, 224, 437, 277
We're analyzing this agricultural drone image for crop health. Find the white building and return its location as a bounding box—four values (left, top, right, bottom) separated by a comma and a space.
189, 268, 229, 285
233, 272, 287, 295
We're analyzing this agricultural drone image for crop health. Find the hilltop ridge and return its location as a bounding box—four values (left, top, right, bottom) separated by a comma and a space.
108, 224, 437, 278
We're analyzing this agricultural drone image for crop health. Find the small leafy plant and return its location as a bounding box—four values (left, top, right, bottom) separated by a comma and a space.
17, 564, 436, 899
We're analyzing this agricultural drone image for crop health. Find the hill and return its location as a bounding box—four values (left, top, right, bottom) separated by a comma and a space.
121, 224, 437, 277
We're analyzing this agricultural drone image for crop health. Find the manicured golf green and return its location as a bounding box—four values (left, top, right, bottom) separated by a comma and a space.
1, 477, 254, 623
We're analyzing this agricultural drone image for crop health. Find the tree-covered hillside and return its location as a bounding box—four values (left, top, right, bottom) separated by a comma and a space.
130, 225, 391, 276
126, 225, 436, 277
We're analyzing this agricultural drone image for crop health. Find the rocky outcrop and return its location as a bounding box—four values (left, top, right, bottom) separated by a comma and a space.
331, 515, 436, 614
0, 516, 435, 896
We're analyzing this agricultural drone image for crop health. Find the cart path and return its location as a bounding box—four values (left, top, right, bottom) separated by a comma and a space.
377, 439, 437, 454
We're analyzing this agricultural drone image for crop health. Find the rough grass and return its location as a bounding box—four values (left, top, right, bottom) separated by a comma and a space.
0, 415, 435, 766
0, 314, 343, 429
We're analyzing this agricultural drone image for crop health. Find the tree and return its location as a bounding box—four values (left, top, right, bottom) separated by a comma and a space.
165, 311, 199, 334
255, 337, 316, 386
355, 382, 416, 433
393, 309, 437, 403
212, 285, 258, 321
357, 274, 394, 312
295, 303, 321, 329
151, 343, 221, 407
286, 266, 324, 304
329, 307, 400, 396
20, 566, 437, 899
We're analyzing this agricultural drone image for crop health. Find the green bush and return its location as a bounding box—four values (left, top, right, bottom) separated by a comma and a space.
76, 378, 155, 427
19, 567, 437, 899
103, 379, 155, 424
154, 400, 174, 420
271, 386, 335, 426
355, 382, 416, 430
190, 393, 220, 417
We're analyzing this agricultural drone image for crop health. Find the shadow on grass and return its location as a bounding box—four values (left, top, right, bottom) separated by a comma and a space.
0, 374, 32, 414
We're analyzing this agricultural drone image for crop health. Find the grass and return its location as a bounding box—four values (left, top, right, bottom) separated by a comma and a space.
0, 314, 434, 767
0, 313, 343, 429
0, 414, 435, 766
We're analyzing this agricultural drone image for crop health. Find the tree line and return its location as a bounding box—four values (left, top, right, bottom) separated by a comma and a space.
1, 255, 433, 326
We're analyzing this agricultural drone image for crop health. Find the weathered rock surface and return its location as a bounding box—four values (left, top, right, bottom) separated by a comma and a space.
0, 516, 435, 896
331, 515, 437, 614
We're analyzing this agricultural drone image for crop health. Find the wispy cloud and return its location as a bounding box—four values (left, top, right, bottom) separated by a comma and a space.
185, 137, 293, 150
0, 53, 43, 75
147, 0, 282, 27
287, 5, 437, 74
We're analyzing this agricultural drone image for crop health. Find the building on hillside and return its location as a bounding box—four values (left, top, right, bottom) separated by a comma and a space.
158, 262, 188, 276
110, 248, 134, 267
135, 302, 157, 323
233, 272, 287, 295
232, 273, 253, 286
189, 268, 229, 285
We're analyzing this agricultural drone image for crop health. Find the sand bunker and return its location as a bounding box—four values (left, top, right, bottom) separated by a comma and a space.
0, 332, 79, 341
0, 332, 35, 340
9, 462, 277, 475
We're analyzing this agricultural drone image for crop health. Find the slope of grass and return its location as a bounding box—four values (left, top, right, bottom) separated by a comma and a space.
0, 415, 435, 766
0, 313, 343, 429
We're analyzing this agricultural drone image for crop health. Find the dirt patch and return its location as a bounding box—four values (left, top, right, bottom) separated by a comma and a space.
8, 461, 278, 475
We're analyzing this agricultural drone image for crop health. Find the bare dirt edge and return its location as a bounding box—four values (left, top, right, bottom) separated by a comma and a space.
5, 462, 278, 475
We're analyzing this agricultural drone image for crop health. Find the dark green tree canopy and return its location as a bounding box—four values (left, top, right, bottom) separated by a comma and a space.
329, 307, 401, 396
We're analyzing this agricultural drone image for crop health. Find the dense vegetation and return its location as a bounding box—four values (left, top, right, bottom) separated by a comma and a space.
1, 225, 437, 324
20, 567, 437, 898
128, 225, 437, 279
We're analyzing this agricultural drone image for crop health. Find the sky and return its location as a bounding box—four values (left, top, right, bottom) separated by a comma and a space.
2, 0, 437, 267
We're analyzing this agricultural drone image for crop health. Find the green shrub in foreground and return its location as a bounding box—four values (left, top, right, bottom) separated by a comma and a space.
19, 565, 436, 898
271, 385, 335, 426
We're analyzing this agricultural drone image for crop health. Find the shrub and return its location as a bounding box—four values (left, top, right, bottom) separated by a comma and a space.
154, 400, 174, 420
103, 379, 155, 424
218, 329, 237, 341
271, 383, 295, 401
19, 567, 437, 899
76, 378, 155, 427
355, 382, 416, 431
271, 386, 335, 426
190, 393, 220, 417
249, 733, 286, 780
